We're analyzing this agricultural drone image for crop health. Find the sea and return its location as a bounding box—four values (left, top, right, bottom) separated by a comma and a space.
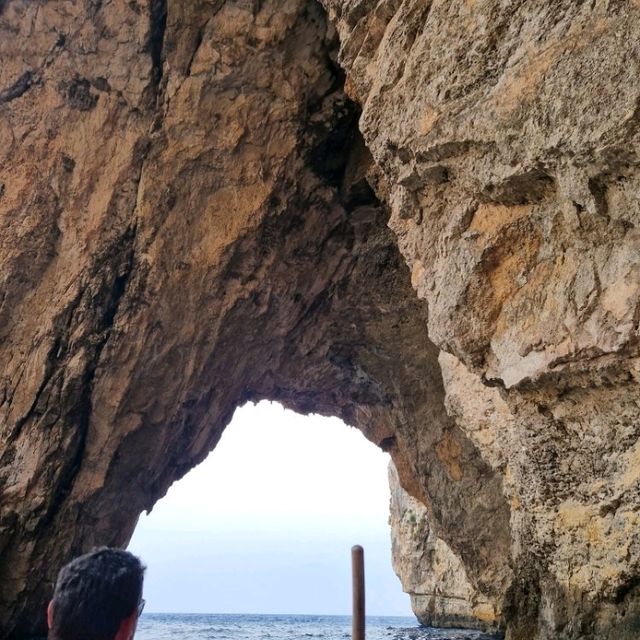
136, 614, 501, 640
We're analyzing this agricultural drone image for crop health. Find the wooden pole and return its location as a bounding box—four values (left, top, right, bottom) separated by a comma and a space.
352, 545, 365, 640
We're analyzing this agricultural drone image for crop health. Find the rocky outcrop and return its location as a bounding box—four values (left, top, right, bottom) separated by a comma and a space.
389, 463, 499, 631
0, 1, 508, 636
324, 1, 640, 638
1, 1, 639, 639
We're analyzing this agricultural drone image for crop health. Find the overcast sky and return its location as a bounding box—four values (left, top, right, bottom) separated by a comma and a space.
128, 401, 413, 617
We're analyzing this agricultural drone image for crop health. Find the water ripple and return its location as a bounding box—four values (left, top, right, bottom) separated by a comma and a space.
136, 614, 501, 640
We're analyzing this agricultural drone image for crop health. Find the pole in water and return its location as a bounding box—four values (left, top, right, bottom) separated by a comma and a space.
352, 545, 365, 640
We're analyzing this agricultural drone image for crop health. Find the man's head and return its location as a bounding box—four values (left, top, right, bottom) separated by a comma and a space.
48, 548, 145, 640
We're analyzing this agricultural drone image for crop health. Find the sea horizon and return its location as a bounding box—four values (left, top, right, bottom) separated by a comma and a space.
136, 612, 502, 640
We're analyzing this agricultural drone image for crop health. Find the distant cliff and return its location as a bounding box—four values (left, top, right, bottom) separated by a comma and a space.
1, 1, 639, 639
389, 463, 499, 632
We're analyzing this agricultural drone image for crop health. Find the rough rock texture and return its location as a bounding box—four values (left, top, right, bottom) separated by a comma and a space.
389, 463, 499, 631
323, 1, 640, 638
0, 0, 507, 636
1, 1, 640, 639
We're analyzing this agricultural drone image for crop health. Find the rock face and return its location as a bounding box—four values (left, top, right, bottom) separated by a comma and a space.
389, 463, 499, 631
1, 1, 639, 639
322, 1, 640, 637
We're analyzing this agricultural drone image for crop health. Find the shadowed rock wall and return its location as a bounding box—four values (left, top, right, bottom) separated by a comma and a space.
0, 1, 639, 639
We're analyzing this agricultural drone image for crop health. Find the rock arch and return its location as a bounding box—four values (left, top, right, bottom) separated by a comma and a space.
1, 1, 640, 639
0, 1, 509, 636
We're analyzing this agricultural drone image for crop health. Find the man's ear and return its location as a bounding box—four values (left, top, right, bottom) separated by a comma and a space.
47, 601, 54, 629
114, 610, 137, 640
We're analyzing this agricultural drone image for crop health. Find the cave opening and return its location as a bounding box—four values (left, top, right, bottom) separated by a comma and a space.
127, 400, 413, 618
0, 0, 514, 636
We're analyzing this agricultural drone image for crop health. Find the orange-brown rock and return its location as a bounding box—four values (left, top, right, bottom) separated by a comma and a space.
1, 1, 640, 639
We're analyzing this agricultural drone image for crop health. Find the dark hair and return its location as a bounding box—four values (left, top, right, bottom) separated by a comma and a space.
49, 548, 145, 640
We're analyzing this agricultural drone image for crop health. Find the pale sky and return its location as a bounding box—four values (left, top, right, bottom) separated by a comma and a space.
128, 401, 414, 617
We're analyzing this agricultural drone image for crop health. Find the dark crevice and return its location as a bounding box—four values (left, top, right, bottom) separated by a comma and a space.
1, 283, 84, 450
303, 14, 363, 190
37, 225, 138, 532
0, 32, 66, 106
86, 0, 104, 19
587, 175, 610, 218
60, 76, 98, 111
0, 71, 37, 104
149, 0, 168, 86
306, 91, 363, 188
185, 27, 205, 77
379, 435, 397, 452
614, 577, 640, 605
480, 169, 556, 206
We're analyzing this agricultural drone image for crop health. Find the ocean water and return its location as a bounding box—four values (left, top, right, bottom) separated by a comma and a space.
136, 613, 501, 640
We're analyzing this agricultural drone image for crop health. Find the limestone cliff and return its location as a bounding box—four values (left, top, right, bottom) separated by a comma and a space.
1, 1, 639, 639
389, 463, 499, 632
322, 2, 640, 637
